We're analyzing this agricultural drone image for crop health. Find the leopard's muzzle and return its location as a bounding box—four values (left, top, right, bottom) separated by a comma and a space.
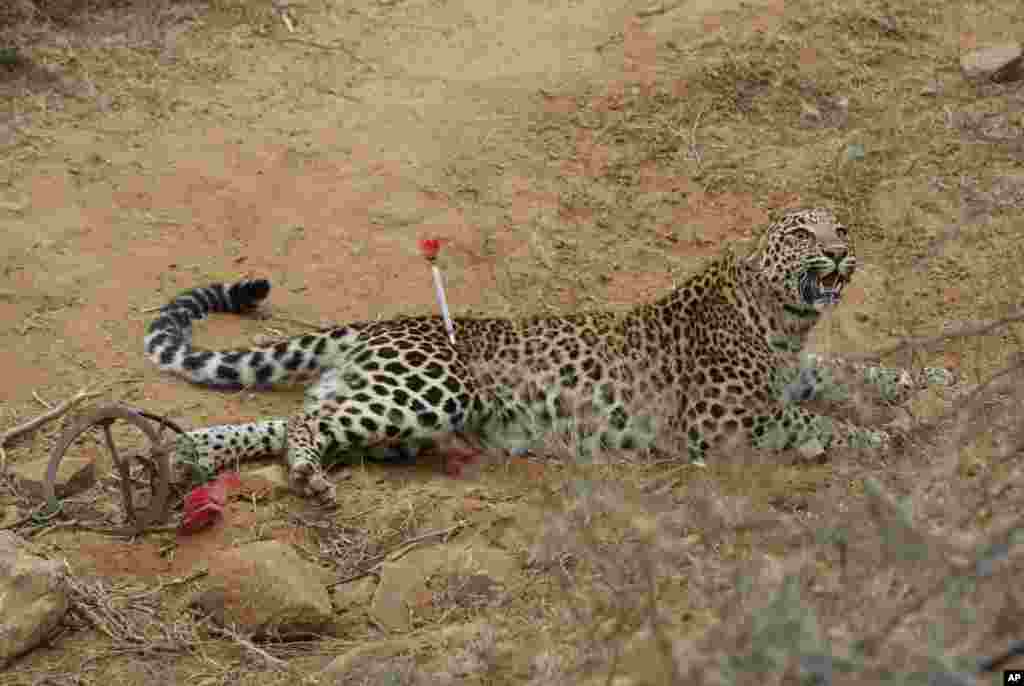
799, 266, 847, 307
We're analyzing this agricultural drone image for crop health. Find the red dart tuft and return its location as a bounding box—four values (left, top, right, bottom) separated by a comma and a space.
178, 472, 242, 535
418, 238, 442, 261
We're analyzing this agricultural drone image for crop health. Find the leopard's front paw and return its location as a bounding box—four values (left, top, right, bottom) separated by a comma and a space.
304, 472, 337, 504
289, 461, 337, 504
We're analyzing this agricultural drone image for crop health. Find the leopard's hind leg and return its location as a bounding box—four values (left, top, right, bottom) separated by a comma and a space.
284, 341, 480, 502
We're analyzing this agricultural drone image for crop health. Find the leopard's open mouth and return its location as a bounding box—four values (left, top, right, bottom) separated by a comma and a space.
800, 269, 847, 307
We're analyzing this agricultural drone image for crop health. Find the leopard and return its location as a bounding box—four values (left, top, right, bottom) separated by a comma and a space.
144, 207, 953, 504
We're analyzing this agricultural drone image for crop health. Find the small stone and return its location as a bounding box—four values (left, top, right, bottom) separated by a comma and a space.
960, 43, 1024, 83
920, 78, 942, 96
874, 14, 899, 34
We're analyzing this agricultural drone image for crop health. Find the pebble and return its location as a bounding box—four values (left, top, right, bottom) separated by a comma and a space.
960, 43, 1024, 83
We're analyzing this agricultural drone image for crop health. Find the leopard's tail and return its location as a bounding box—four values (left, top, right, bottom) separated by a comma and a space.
144, 279, 356, 388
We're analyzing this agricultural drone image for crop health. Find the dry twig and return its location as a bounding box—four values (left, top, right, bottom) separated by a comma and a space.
204, 623, 291, 670
328, 522, 466, 587
847, 308, 1024, 364
1, 386, 103, 475
65, 564, 202, 652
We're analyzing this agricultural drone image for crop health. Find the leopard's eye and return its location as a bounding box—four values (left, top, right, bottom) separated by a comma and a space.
835, 226, 848, 238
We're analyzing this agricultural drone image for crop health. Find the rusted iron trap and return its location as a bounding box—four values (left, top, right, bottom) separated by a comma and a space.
42, 404, 183, 535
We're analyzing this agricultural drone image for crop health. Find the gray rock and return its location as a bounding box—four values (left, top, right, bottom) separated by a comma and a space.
371, 546, 449, 633
0, 532, 69, 668
961, 43, 1024, 83
371, 543, 518, 632
192, 540, 333, 637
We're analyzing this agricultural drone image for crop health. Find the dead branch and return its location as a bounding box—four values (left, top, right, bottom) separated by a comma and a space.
64, 563, 201, 650
846, 308, 1024, 364
204, 623, 290, 670
1, 386, 103, 475
328, 522, 466, 587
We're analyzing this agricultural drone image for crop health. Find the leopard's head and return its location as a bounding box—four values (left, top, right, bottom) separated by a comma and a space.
747, 207, 855, 314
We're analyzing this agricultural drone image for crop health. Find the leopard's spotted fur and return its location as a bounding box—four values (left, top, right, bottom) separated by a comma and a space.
145, 208, 946, 502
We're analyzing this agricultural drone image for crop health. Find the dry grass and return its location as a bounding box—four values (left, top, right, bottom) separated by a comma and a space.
63, 568, 205, 651
435, 338, 1024, 684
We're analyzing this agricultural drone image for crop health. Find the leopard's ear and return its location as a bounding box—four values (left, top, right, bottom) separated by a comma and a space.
718, 245, 738, 265
743, 239, 765, 266
723, 246, 755, 275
